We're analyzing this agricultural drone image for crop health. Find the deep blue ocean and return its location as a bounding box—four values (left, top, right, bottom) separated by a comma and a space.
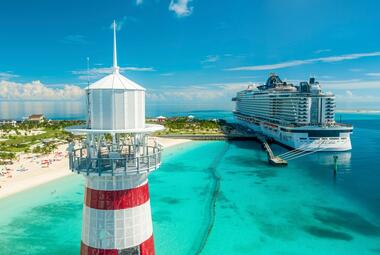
0, 109, 380, 254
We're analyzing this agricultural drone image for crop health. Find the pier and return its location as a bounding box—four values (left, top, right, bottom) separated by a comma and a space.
257, 135, 288, 166
226, 123, 288, 166
157, 123, 288, 166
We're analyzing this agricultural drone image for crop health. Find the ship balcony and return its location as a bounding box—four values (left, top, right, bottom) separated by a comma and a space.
68, 145, 162, 176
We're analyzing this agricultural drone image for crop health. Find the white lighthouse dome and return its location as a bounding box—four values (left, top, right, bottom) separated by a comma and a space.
87, 71, 145, 91
86, 21, 146, 131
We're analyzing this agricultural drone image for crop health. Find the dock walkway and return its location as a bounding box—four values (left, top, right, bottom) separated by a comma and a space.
257, 135, 288, 166
158, 124, 287, 166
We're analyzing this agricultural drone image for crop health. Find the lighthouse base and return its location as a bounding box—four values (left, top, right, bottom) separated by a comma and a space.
80, 235, 155, 255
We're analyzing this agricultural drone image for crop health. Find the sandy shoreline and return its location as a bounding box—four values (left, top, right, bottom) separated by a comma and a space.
0, 137, 191, 200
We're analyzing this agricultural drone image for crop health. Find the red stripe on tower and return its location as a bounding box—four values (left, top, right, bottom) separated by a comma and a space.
85, 183, 150, 210
80, 242, 118, 255
140, 235, 155, 255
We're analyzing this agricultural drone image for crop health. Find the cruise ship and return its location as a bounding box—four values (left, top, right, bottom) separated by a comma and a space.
233, 74, 353, 151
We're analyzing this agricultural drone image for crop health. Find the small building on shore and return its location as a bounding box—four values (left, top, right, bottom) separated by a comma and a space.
0, 119, 17, 126
28, 114, 45, 123
156, 116, 167, 123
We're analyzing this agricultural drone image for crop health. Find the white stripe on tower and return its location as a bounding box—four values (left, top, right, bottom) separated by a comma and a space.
80, 174, 155, 255
86, 174, 148, 191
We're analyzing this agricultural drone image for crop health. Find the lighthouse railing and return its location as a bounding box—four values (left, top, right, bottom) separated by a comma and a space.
69, 145, 162, 176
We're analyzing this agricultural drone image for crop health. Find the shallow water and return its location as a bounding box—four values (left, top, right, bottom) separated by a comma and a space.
1, 113, 380, 254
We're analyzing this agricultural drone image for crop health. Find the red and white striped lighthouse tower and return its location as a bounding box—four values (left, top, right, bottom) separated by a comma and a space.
67, 21, 164, 255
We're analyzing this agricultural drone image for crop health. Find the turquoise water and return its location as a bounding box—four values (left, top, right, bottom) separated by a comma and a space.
1, 113, 380, 254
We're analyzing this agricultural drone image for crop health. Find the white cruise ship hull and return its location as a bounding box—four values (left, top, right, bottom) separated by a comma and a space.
235, 115, 352, 152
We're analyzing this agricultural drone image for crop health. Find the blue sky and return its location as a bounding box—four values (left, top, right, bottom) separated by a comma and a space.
1, 0, 380, 110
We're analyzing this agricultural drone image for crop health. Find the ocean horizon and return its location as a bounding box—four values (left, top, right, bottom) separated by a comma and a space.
1, 101, 379, 122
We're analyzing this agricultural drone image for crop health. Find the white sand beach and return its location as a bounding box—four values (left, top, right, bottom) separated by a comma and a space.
0, 137, 190, 199
154, 137, 191, 148
0, 144, 70, 199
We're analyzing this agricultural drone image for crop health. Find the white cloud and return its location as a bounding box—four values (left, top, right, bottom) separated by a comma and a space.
61, 35, 87, 44
226, 51, 380, 71
314, 49, 331, 54
322, 79, 380, 90
348, 68, 364, 73
349, 68, 363, 72
0, 80, 84, 101
335, 92, 380, 104
345, 90, 353, 97
73, 66, 155, 80
0, 72, 19, 80
147, 82, 249, 103
227, 60, 308, 71
160, 72, 175, 76
121, 67, 155, 72
201, 55, 220, 64
136, 0, 143, 5
320, 52, 380, 62
169, 0, 193, 17
365, 72, 380, 77
319, 75, 333, 79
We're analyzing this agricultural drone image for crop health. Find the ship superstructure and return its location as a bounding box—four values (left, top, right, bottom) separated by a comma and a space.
233, 74, 353, 151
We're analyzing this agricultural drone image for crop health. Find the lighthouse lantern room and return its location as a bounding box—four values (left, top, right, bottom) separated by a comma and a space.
66, 21, 164, 255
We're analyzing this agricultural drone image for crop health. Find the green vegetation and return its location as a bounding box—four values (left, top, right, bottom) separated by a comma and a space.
0, 120, 84, 133
0, 120, 84, 162
32, 143, 57, 155
0, 117, 225, 162
0, 152, 16, 161
152, 117, 223, 136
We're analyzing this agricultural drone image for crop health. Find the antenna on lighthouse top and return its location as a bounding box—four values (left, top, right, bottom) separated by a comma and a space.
113, 20, 119, 73
86, 57, 90, 86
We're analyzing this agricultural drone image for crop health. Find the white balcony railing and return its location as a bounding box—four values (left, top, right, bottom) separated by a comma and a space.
68, 145, 162, 176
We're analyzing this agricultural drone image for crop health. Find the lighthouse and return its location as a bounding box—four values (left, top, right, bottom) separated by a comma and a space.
67, 21, 164, 255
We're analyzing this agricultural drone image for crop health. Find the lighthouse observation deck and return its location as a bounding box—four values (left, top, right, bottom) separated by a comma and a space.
69, 143, 162, 176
